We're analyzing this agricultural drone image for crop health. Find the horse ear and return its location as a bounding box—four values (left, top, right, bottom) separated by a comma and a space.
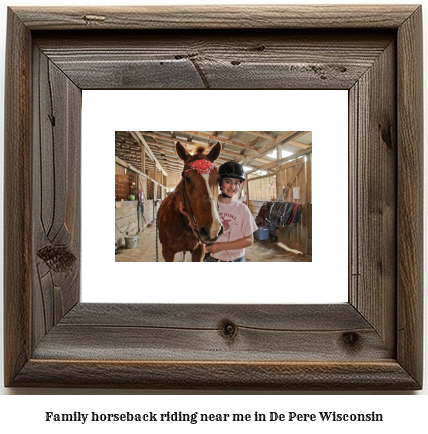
207, 142, 221, 162
176, 141, 190, 162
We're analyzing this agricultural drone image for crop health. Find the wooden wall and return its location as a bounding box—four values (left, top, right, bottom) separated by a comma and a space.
277, 155, 311, 253
115, 163, 130, 201
248, 199, 265, 218
138, 175, 147, 201
247, 175, 277, 201
307, 203, 312, 255
114, 162, 159, 249
167, 174, 181, 191
115, 201, 138, 247
140, 200, 154, 228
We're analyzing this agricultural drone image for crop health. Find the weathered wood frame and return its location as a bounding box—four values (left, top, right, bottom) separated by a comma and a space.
4, 5, 423, 389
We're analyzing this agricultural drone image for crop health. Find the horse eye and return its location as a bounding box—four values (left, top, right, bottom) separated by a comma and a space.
185, 176, 191, 183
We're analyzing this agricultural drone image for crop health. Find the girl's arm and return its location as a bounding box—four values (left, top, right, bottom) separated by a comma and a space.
206, 234, 253, 254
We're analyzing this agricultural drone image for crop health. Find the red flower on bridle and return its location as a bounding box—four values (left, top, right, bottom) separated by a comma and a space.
185, 159, 217, 175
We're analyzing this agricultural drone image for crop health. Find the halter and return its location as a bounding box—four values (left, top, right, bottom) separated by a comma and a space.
181, 159, 223, 244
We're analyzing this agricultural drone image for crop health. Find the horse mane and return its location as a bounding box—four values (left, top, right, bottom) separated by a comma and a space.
187, 146, 210, 163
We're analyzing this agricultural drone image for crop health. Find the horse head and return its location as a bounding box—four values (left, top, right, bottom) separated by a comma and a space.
176, 141, 223, 244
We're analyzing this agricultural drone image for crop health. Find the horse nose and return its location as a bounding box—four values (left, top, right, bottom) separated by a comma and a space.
199, 226, 210, 239
200, 226, 221, 241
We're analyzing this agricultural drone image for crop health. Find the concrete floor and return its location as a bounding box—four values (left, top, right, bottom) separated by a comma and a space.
115, 223, 312, 262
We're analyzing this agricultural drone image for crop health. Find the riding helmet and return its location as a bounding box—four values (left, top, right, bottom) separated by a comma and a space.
218, 161, 245, 183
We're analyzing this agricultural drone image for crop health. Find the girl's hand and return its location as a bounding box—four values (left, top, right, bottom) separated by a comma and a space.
206, 243, 225, 254
207, 235, 253, 254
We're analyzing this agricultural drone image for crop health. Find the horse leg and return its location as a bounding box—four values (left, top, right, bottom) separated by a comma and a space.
162, 245, 176, 262
191, 243, 205, 262
182, 251, 187, 262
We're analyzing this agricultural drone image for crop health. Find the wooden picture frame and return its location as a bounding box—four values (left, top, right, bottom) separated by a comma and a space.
4, 5, 423, 389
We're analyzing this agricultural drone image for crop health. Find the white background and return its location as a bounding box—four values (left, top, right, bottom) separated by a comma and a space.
0, 0, 427, 431
82, 90, 348, 304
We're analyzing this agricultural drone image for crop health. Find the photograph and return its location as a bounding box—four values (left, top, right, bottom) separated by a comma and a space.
114, 131, 313, 263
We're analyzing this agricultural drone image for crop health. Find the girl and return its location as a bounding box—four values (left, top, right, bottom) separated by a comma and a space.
204, 161, 258, 262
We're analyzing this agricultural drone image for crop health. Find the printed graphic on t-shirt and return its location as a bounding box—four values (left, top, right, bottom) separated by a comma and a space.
219, 211, 239, 242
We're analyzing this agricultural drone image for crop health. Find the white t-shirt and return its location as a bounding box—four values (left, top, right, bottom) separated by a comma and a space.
212, 200, 258, 261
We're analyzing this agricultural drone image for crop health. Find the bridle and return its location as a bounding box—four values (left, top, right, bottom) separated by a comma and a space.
181, 159, 224, 244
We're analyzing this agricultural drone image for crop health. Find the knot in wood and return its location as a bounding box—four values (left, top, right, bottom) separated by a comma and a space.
37, 245, 76, 272
83, 15, 106, 22
341, 332, 361, 350
378, 122, 393, 149
219, 320, 238, 340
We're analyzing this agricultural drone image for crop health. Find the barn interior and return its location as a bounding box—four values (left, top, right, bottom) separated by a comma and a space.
115, 131, 312, 262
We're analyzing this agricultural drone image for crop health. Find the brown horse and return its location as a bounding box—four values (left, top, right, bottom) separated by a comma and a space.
158, 141, 223, 261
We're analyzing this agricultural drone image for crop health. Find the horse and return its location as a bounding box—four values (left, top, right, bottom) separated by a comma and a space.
157, 141, 223, 262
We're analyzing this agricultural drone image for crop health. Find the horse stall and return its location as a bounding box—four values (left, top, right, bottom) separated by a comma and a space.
115, 131, 312, 262
115, 155, 165, 254
247, 150, 312, 258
